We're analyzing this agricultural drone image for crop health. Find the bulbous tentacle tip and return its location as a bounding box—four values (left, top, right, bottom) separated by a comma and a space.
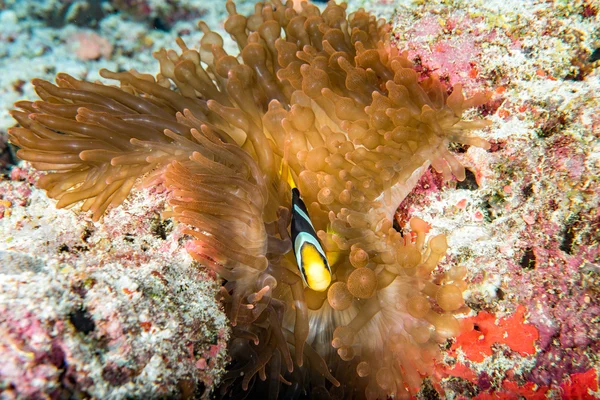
347, 267, 377, 299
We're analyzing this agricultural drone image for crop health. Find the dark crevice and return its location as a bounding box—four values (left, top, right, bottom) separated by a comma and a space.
457, 169, 479, 190
560, 224, 576, 255
69, 307, 95, 334
520, 248, 536, 270
522, 183, 534, 199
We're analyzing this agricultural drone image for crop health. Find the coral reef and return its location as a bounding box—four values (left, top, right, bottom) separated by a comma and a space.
69, 31, 114, 60
0, 0, 599, 398
1, 0, 106, 28
388, 0, 600, 397
0, 0, 210, 30
5, 0, 494, 398
110, 0, 209, 30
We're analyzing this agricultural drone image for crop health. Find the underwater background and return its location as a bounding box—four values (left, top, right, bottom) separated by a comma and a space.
0, 0, 598, 398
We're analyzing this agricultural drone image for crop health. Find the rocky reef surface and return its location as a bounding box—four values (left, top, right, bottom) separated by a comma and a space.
0, 166, 229, 398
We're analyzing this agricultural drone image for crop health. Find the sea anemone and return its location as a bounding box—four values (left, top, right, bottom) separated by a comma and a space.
8, 0, 492, 398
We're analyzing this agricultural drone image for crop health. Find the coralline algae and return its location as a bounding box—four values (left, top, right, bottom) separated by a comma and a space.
393, 0, 600, 397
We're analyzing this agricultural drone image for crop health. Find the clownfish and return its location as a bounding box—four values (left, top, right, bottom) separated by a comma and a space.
290, 187, 332, 292
281, 160, 332, 292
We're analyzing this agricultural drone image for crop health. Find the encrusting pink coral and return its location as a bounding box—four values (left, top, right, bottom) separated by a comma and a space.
8, 0, 492, 398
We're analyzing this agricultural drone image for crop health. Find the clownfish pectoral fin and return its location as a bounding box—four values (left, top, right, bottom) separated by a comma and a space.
324, 224, 342, 267
326, 250, 342, 268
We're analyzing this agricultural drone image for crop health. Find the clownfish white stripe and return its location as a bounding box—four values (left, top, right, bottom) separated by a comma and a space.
293, 203, 315, 230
